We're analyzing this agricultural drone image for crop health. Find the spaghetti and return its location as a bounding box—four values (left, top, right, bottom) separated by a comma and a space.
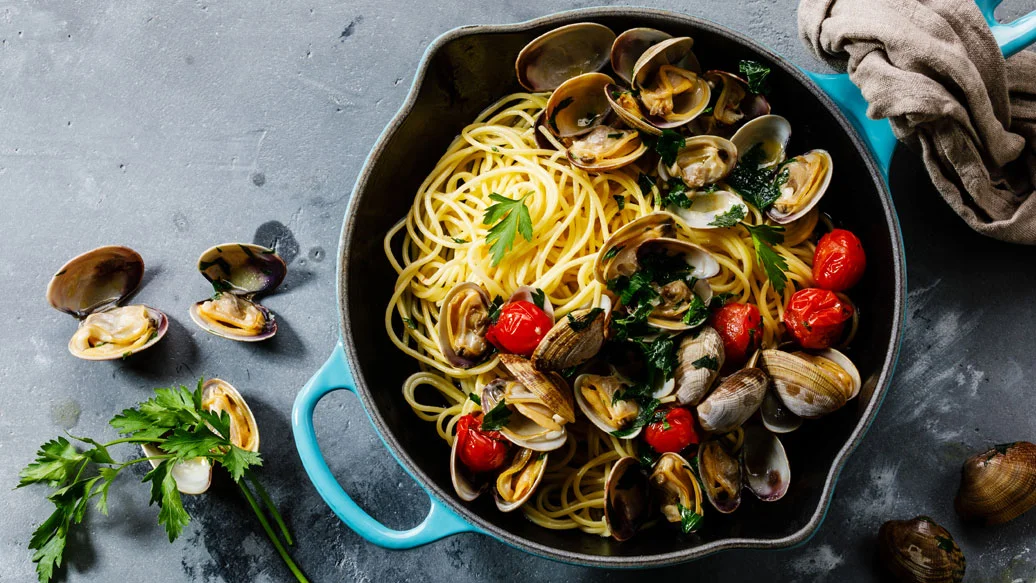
383, 92, 816, 536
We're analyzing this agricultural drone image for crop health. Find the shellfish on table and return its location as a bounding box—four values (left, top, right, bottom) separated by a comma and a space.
189, 243, 286, 342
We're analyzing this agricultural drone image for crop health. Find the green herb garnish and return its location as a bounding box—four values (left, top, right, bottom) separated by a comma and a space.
18, 381, 307, 583
530, 288, 547, 310
708, 204, 747, 228
662, 178, 693, 208
602, 245, 623, 261
567, 308, 604, 332
741, 222, 789, 294
727, 145, 785, 210
607, 132, 624, 139
709, 292, 735, 309
637, 173, 657, 198
611, 398, 661, 437
481, 399, 512, 431
451, 237, 467, 244
613, 194, 626, 210
487, 296, 504, 324
468, 392, 481, 406
654, 129, 685, 166
677, 503, 704, 534
739, 60, 771, 94
483, 192, 533, 266
681, 294, 709, 328
402, 317, 417, 330
691, 355, 719, 371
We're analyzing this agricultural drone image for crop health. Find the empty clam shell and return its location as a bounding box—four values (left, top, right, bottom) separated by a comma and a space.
544, 72, 613, 138
760, 388, 803, 434
955, 441, 1036, 526
668, 190, 748, 231
742, 425, 790, 501
730, 114, 792, 169
696, 368, 768, 434
515, 22, 615, 92
605, 456, 651, 541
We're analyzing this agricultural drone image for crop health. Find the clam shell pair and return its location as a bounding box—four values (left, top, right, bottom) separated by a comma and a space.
142, 379, 259, 495
698, 425, 791, 514
189, 243, 286, 342
604, 452, 703, 540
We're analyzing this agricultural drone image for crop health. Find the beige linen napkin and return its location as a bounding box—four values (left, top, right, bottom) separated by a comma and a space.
799, 0, 1036, 243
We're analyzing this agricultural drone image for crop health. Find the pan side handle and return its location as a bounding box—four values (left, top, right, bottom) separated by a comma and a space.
292, 341, 478, 548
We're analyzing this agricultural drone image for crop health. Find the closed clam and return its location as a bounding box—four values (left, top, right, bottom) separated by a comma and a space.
757, 348, 860, 419
768, 149, 833, 224
516, 23, 616, 92
47, 246, 169, 361
649, 452, 703, 531
604, 456, 651, 541
742, 425, 790, 501
955, 441, 1036, 525
673, 326, 725, 405
495, 448, 549, 512
189, 243, 286, 342
658, 135, 737, 189
436, 282, 493, 369
632, 37, 710, 129
878, 517, 966, 583
695, 368, 768, 434
574, 372, 641, 437
531, 296, 608, 371
698, 439, 741, 514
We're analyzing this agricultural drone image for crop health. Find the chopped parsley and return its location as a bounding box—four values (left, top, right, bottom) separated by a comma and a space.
727, 145, 787, 211
741, 223, 789, 295
610, 398, 661, 437
607, 132, 624, 139
662, 178, 692, 209
451, 237, 467, 244
708, 204, 747, 228
691, 355, 719, 371
653, 129, 685, 166
637, 173, 657, 198
637, 440, 659, 467
701, 105, 714, 115
677, 503, 704, 534
487, 296, 505, 324
602, 245, 623, 261
547, 97, 573, 134
467, 392, 481, 406
147, 330, 159, 343
631, 336, 678, 383
709, 292, 736, 309
482, 192, 533, 266
401, 317, 417, 330
681, 295, 709, 328
566, 308, 603, 332
480, 399, 512, 431
739, 60, 771, 94
530, 288, 547, 310
613, 194, 626, 210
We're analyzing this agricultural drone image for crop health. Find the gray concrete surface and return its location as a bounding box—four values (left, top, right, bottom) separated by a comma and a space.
2, 1, 1035, 581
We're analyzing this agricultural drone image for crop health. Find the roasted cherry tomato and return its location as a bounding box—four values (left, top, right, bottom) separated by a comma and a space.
783, 288, 853, 349
813, 229, 866, 291
644, 407, 699, 454
455, 413, 511, 474
710, 302, 763, 366
485, 300, 553, 356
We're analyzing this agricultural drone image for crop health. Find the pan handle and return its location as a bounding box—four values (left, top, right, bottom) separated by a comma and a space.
804, 1, 1036, 181
292, 341, 478, 548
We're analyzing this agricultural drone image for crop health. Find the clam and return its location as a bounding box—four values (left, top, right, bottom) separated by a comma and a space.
436, 282, 493, 368
768, 149, 833, 224
741, 425, 790, 501
649, 452, 703, 532
610, 28, 672, 85
631, 37, 711, 129
759, 388, 803, 433
698, 439, 742, 513
635, 238, 720, 332
544, 72, 613, 138
730, 114, 792, 169
667, 190, 748, 231
484, 355, 575, 451
449, 428, 488, 502
532, 295, 609, 371
604, 456, 651, 541
878, 517, 966, 583
141, 378, 258, 495
189, 243, 286, 342
567, 125, 648, 172
605, 84, 663, 136
955, 441, 1036, 525
46, 246, 169, 361
658, 136, 737, 189
673, 326, 725, 405
695, 368, 768, 434
515, 23, 616, 92
574, 372, 641, 437
594, 212, 677, 283
702, 71, 770, 126
758, 348, 860, 419
495, 448, 548, 512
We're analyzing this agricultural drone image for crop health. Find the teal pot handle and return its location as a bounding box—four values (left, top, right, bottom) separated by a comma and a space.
291, 341, 478, 548
805, 1, 1036, 180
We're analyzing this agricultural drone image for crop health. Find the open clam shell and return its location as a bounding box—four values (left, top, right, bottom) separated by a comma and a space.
190, 295, 277, 342
574, 371, 642, 438
730, 114, 792, 169
201, 378, 260, 452
482, 373, 570, 452
605, 456, 651, 541
436, 282, 493, 368
650, 452, 704, 530
515, 22, 615, 92
594, 212, 677, 284
605, 84, 664, 136
674, 326, 725, 405
658, 135, 738, 189
767, 149, 833, 225
698, 439, 742, 514
544, 72, 614, 138
760, 388, 803, 434
702, 70, 769, 126
450, 430, 488, 502
198, 243, 286, 296
696, 368, 768, 434
742, 425, 790, 501
610, 28, 672, 85
668, 190, 747, 231
69, 305, 169, 361
494, 448, 548, 512
566, 125, 648, 172
631, 37, 710, 129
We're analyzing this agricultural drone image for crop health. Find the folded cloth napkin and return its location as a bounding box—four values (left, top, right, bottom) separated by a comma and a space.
799, 0, 1036, 243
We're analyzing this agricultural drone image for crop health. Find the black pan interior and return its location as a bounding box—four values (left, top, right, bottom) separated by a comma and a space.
339, 10, 899, 565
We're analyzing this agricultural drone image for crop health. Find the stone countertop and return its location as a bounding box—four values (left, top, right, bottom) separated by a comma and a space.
1, 1, 1034, 582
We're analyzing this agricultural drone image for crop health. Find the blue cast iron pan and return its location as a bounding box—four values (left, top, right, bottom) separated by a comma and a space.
291, 4, 1036, 568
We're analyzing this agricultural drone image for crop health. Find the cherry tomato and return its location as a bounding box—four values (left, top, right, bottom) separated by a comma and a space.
710, 302, 763, 366
644, 407, 699, 454
485, 300, 553, 356
783, 288, 853, 349
455, 413, 511, 474
813, 229, 866, 291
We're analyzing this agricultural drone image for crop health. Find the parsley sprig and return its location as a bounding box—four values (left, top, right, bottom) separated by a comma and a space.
483, 193, 533, 266
742, 222, 789, 295
727, 145, 789, 211
738, 60, 771, 94
17, 381, 308, 583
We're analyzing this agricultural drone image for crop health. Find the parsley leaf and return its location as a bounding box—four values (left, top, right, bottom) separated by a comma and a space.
487, 296, 504, 324
18, 438, 84, 488
637, 440, 659, 468
602, 245, 623, 261
677, 503, 704, 534
481, 399, 512, 431
681, 294, 709, 328
566, 308, 604, 332
727, 145, 784, 210
632, 336, 678, 383
483, 193, 533, 266
611, 398, 661, 437
637, 172, 657, 198
613, 194, 626, 210
742, 223, 789, 294
451, 237, 467, 244
547, 97, 573, 134
739, 60, 771, 94
401, 317, 417, 329
468, 392, 481, 406
654, 130, 685, 166
531, 288, 547, 310
691, 355, 719, 371
662, 178, 693, 209
708, 204, 747, 228
709, 292, 735, 309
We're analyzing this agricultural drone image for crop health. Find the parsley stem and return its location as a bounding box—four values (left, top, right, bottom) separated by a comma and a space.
238, 480, 309, 582
101, 436, 166, 447
248, 472, 294, 546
